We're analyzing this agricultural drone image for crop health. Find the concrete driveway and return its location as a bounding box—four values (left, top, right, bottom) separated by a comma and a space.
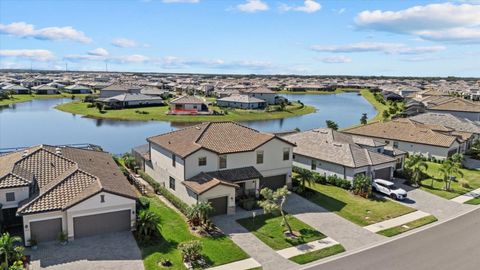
26, 232, 144, 270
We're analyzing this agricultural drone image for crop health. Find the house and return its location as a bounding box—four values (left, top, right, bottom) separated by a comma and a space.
240, 87, 279, 105
169, 95, 209, 114
426, 98, 480, 121
63, 84, 92, 94
99, 84, 141, 98
0, 145, 137, 245
140, 87, 170, 99
1, 84, 30, 94
96, 93, 164, 109
217, 94, 267, 109
143, 122, 295, 215
31, 84, 58, 95
343, 118, 473, 159
283, 129, 398, 181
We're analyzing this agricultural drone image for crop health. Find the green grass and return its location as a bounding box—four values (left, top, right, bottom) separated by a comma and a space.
465, 197, 480, 205
55, 101, 316, 122
419, 162, 480, 199
246, 267, 263, 270
289, 244, 345, 264
358, 89, 389, 123
236, 213, 325, 250
377, 215, 437, 237
303, 183, 415, 226
141, 196, 248, 270
0, 93, 91, 106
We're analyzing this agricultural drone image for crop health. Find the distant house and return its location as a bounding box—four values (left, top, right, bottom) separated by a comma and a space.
169, 95, 209, 114
64, 84, 93, 94
410, 113, 480, 141
217, 94, 266, 109
0, 145, 137, 245
140, 87, 170, 99
96, 93, 164, 109
426, 98, 480, 121
31, 84, 58, 95
1, 84, 30, 94
99, 84, 141, 98
284, 129, 398, 181
240, 87, 278, 105
343, 118, 473, 159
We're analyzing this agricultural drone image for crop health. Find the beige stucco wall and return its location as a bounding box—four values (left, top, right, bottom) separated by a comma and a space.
0, 186, 29, 209
198, 184, 236, 215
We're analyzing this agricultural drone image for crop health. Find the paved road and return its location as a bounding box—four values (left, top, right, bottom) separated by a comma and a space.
305, 208, 480, 270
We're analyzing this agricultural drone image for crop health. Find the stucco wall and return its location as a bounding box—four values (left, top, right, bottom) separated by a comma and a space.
0, 186, 29, 209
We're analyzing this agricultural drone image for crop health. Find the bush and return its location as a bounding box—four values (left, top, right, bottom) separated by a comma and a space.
293, 166, 350, 190
179, 240, 203, 263
352, 175, 372, 198
138, 197, 151, 210
138, 170, 161, 193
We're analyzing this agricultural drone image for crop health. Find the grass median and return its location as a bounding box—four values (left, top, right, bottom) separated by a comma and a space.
289, 244, 345, 264
377, 215, 438, 237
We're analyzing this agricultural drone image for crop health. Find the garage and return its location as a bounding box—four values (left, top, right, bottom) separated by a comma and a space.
30, 218, 62, 243
73, 210, 131, 238
260, 174, 287, 190
208, 196, 228, 216
374, 167, 392, 180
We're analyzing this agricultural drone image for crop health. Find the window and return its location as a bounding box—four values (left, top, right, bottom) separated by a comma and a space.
256, 151, 264, 164
169, 177, 176, 190
172, 153, 176, 167
219, 155, 227, 169
198, 157, 207, 166
283, 148, 290, 161
311, 160, 317, 171
6, 192, 15, 202
393, 141, 399, 148
100, 195, 105, 203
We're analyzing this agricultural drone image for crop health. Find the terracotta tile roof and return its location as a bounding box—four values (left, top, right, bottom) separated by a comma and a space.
0, 145, 137, 215
428, 98, 480, 113
148, 122, 294, 158
343, 119, 459, 147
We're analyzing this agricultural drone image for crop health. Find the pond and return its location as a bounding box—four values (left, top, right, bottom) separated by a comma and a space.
0, 93, 376, 154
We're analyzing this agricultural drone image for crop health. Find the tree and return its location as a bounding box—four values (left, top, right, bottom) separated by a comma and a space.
468, 139, 480, 159
136, 210, 160, 242
294, 168, 313, 193
440, 154, 464, 190
122, 153, 137, 170
186, 202, 213, 227
325, 120, 339, 130
258, 186, 293, 236
278, 100, 287, 111
351, 174, 372, 198
360, 113, 368, 125
382, 110, 390, 121
404, 155, 428, 187
0, 233, 24, 268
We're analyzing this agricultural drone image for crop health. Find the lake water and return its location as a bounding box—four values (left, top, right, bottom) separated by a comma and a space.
0, 93, 376, 154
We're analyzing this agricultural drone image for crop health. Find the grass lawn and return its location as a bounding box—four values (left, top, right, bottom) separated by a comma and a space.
141, 196, 248, 270
359, 89, 389, 123
237, 213, 325, 250
377, 215, 438, 237
289, 244, 345, 265
55, 101, 315, 122
0, 93, 90, 106
304, 182, 415, 226
420, 162, 480, 199
465, 197, 480, 205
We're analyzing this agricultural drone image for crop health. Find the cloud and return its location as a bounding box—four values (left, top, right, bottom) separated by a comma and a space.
87, 48, 109, 57
320, 55, 352, 63
111, 38, 139, 48
0, 22, 92, 43
310, 42, 446, 55
0, 49, 55, 61
159, 56, 272, 70
109, 54, 150, 63
354, 3, 480, 43
236, 0, 269, 13
280, 0, 321, 13
162, 0, 199, 3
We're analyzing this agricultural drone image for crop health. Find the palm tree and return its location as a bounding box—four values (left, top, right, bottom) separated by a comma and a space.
440, 158, 464, 191
196, 202, 213, 225
0, 233, 24, 267
404, 155, 428, 187
122, 153, 137, 171
295, 169, 314, 193
136, 210, 160, 242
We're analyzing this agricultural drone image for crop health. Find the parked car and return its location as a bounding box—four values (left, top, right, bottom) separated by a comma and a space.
372, 179, 407, 200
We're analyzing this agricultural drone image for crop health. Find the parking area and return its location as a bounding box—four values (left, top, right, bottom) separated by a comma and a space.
26, 232, 144, 270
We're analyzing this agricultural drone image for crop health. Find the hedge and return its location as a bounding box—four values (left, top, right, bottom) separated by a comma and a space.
293, 166, 352, 190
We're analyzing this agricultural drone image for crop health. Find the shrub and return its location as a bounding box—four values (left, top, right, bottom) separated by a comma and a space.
138, 197, 151, 210
138, 170, 161, 193
352, 174, 372, 198
459, 180, 470, 189
179, 240, 203, 263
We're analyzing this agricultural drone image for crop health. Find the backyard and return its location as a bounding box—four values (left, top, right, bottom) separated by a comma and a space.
140, 196, 248, 270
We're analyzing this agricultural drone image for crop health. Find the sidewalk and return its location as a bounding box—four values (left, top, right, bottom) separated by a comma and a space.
450, 187, 480, 204
363, 210, 431, 233
277, 237, 339, 259
206, 258, 261, 270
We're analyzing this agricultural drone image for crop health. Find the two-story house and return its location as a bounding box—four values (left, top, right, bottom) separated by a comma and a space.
144, 122, 295, 215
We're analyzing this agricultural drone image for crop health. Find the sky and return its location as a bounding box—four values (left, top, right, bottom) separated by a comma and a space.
0, 0, 479, 77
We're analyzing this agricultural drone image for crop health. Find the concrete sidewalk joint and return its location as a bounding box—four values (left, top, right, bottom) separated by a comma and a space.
364, 210, 431, 233
206, 258, 261, 270
450, 188, 480, 204
277, 237, 339, 259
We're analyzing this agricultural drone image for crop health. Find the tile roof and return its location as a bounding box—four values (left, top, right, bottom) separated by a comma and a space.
343, 119, 461, 147
284, 129, 395, 168
148, 122, 294, 158
169, 95, 206, 104
217, 94, 266, 103
410, 113, 480, 134
0, 145, 137, 215
428, 98, 480, 113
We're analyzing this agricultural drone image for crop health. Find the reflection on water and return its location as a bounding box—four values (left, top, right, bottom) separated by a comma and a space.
0, 93, 376, 154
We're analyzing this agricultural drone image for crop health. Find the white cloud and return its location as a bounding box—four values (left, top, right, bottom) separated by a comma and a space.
87, 48, 109, 57
110, 54, 150, 63
162, 0, 199, 3
280, 0, 322, 13
354, 3, 480, 43
0, 49, 55, 61
236, 0, 269, 13
0, 22, 91, 43
111, 38, 139, 48
159, 56, 272, 70
311, 42, 446, 54
320, 55, 352, 63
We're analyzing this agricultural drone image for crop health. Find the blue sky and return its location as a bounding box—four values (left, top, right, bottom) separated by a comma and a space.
0, 0, 479, 76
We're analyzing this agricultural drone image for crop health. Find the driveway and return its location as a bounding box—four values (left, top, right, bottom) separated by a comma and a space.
26, 232, 144, 270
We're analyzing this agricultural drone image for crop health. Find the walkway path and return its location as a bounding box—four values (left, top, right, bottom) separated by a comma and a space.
363, 210, 431, 233
206, 258, 261, 270
450, 187, 480, 204
277, 237, 339, 259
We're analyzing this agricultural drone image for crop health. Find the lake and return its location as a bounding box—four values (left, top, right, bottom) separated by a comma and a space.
0, 93, 376, 154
